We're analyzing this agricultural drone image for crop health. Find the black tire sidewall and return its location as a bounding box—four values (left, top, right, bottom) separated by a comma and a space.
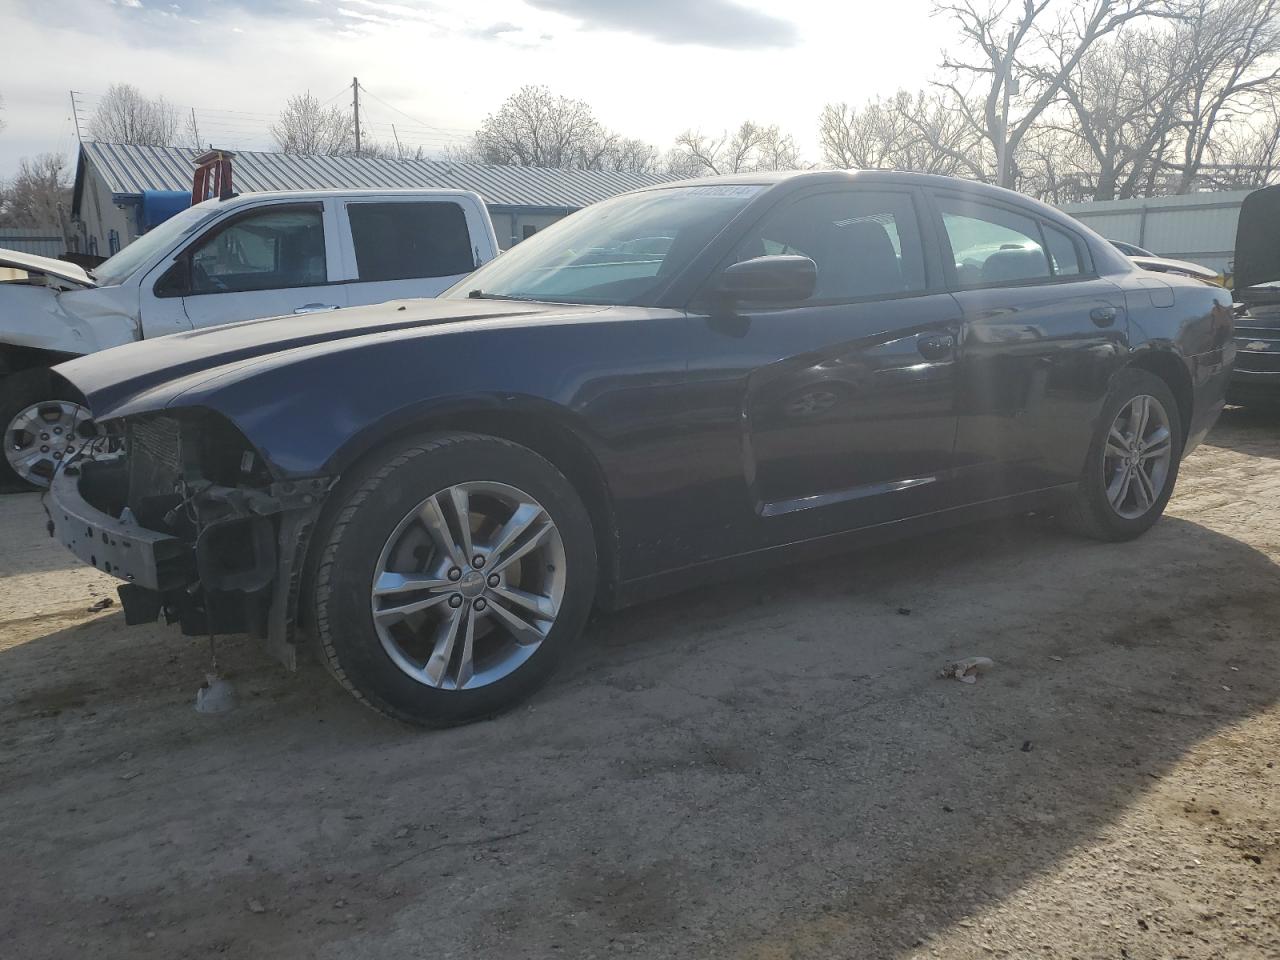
1077, 369, 1184, 539
315, 434, 597, 725
0, 368, 78, 491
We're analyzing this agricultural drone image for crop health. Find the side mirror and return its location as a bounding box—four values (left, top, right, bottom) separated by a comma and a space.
716, 255, 817, 304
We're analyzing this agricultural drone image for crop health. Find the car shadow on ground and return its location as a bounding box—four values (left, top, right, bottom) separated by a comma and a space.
1207, 405, 1280, 459
0, 511, 1276, 959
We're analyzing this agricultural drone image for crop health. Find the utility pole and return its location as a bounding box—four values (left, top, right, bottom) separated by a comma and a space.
69, 91, 82, 142
352, 76, 361, 156
190, 107, 202, 150
392, 123, 402, 160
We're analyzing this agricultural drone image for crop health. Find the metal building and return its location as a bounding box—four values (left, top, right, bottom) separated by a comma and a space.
70, 141, 678, 256
1059, 190, 1251, 275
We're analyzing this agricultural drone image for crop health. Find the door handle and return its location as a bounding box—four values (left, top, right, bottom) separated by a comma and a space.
294, 303, 340, 314
917, 333, 956, 361
1090, 306, 1118, 327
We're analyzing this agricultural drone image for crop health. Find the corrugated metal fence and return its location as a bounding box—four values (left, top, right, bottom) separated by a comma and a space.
1059, 191, 1251, 274
0, 227, 64, 258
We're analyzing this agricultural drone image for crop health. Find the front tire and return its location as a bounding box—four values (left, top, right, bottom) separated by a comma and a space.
1, 369, 89, 490
312, 433, 597, 726
1058, 368, 1183, 541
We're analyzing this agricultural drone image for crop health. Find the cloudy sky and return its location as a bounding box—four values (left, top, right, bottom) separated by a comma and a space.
0, 0, 953, 179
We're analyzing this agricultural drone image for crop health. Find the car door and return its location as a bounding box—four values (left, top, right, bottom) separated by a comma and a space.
928, 191, 1129, 498
158, 200, 348, 330
337, 198, 482, 305
684, 186, 965, 553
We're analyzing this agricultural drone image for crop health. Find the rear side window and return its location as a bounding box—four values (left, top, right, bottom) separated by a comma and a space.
1044, 222, 1085, 276
347, 202, 475, 282
937, 197, 1051, 286
733, 190, 927, 302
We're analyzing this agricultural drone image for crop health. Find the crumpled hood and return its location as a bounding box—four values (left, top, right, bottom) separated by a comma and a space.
1234, 185, 1280, 294
53, 297, 594, 420
0, 246, 94, 287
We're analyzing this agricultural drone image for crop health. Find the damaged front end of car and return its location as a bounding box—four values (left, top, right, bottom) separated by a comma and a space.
46, 408, 332, 669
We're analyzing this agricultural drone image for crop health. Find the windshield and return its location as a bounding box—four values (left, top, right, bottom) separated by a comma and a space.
92, 202, 210, 286
443, 184, 764, 306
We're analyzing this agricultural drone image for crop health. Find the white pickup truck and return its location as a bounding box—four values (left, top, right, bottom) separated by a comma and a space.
0, 189, 500, 487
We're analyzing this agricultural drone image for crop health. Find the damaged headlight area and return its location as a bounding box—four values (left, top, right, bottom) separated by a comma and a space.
49, 408, 332, 669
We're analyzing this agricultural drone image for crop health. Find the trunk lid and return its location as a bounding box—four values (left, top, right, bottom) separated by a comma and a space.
1234, 185, 1280, 300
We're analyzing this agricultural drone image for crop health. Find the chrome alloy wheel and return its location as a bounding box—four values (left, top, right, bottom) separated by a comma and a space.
5, 400, 88, 487
1103, 394, 1174, 520
370, 481, 567, 690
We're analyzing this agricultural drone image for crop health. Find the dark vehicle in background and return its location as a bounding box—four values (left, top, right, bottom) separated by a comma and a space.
1108, 239, 1222, 285
1228, 185, 1280, 406
46, 171, 1234, 725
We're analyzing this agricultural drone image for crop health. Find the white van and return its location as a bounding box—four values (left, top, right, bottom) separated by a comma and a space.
0, 189, 499, 486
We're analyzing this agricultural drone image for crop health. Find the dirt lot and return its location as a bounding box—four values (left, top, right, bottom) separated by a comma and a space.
1, 410, 1277, 960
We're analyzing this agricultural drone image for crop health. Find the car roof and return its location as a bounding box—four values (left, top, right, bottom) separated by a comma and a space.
636, 169, 1135, 277
203, 188, 486, 209
642, 169, 1074, 215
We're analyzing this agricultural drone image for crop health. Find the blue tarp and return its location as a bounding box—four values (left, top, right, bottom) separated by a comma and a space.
140, 190, 191, 231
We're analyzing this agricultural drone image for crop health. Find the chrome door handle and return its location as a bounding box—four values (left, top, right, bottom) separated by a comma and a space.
917, 333, 956, 361
294, 303, 340, 314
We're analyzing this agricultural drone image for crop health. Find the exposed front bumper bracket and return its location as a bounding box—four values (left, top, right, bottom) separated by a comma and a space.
46, 460, 193, 592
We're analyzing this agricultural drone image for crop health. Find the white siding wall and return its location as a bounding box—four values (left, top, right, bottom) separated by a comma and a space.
75, 165, 140, 259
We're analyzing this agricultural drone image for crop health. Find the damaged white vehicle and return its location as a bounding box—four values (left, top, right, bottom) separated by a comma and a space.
0, 189, 499, 487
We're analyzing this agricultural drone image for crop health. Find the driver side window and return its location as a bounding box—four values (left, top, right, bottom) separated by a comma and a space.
733, 190, 927, 303
188, 205, 327, 295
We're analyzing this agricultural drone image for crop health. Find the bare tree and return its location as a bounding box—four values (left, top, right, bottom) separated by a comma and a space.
1054, 34, 1189, 198
441, 141, 484, 164
1013, 124, 1099, 202
457, 86, 665, 171
934, 0, 1174, 186
86, 83, 179, 145
669, 121, 805, 175
1199, 92, 1280, 187
1163, 0, 1280, 192
603, 137, 662, 174
0, 153, 71, 228
755, 126, 805, 171
469, 86, 603, 168
671, 123, 762, 174
819, 89, 985, 176
184, 109, 205, 151
271, 92, 354, 156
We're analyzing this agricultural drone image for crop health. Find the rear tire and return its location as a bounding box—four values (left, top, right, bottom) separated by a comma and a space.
1058, 368, 1183, 541
312, 432, 597, 726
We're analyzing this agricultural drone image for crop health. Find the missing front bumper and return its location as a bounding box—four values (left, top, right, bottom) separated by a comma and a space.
46, 458, 329, 670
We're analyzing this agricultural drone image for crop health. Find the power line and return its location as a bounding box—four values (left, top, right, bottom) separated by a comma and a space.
357, 84, 473, 136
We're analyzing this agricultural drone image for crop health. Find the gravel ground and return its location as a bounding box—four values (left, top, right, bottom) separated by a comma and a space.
0, 409, 1277, 959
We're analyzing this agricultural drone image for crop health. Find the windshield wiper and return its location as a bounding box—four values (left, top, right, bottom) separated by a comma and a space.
466, 289, 536, 301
